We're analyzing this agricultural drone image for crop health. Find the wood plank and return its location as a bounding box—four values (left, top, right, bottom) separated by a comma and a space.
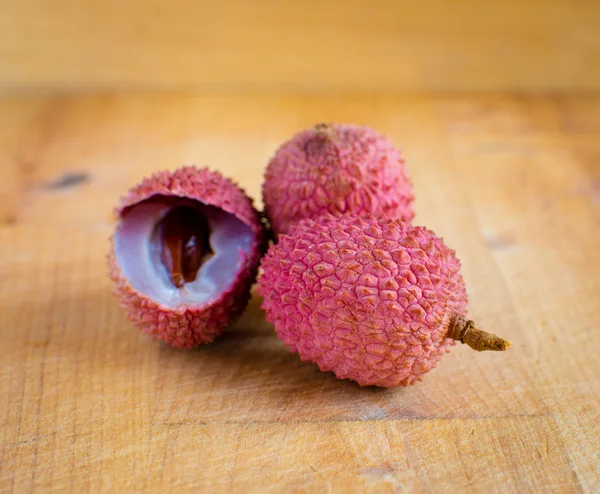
143, 417, 579, 493
1, 1, 600, 92
0, 92, 598, 492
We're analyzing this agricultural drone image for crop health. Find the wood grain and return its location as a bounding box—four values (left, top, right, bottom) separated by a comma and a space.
1, 0, 600, 93
0, 93, 599, 492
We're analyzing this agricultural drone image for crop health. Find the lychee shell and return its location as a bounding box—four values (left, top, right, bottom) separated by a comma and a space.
262, 124, 415, 235
108, 166, 267, 348
257, 214, 468, 387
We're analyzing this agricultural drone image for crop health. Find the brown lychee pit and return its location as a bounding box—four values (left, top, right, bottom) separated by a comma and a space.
115, 195, 254, 307
158, 206, 213, 288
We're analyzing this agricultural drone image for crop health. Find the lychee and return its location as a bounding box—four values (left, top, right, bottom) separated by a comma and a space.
257, 214, 509, 387
108, 166, 267, 348
262, 123, 414, 236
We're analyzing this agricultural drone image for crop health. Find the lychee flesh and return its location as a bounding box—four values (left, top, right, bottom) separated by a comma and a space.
108, 166, 266, 348
257, 214, 469, 387
262, 123, 415, 236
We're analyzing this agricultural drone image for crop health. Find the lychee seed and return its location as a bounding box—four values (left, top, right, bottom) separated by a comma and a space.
158, 206, 212, 288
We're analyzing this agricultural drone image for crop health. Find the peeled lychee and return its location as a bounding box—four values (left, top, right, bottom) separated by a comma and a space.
258, 214, 509, 387
108, 166, 267, 348
262, 123, 414, 236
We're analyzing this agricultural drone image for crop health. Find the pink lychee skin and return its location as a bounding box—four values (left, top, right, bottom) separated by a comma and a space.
108, 166, 267, 348
257, 214, 468, 387
262, 124, 415, 236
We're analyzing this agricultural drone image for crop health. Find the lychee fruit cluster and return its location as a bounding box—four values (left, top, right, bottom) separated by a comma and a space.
108, 123, 509, 387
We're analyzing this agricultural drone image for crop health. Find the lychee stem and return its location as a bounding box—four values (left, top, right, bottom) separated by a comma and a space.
447, 317, 511, 352
314, 122, 336, 140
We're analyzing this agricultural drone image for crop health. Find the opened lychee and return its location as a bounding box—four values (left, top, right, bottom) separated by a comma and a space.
258, 214, 509, 387
262, 123, 415, 236
108, 166, 267, 348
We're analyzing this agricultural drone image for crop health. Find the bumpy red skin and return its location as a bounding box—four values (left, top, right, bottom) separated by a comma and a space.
108, 166, 267, 348
258, 215, 468, 387
262, 124, 414, 236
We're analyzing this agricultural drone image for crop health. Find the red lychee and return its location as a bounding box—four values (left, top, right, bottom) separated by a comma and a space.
263, 123, 414, 236
258, 214, 509, 387
108, 166, 267, 348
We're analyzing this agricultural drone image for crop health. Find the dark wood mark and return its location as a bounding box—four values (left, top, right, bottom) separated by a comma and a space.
47, 172, 90, 190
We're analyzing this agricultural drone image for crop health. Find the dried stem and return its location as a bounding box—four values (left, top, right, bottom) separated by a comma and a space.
446, 317, 511, 352
314, 122, 336, 140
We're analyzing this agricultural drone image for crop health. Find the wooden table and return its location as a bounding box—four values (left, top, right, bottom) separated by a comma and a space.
1, 93, 598, 492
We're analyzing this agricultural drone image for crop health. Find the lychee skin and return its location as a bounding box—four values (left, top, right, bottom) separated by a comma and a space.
257, 214, 468, 387
262, 124, 415, 236
108, 166, 267, 348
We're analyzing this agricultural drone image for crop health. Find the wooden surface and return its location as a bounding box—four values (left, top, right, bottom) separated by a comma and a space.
0, 92, 599, 493
1, 0, 600, 93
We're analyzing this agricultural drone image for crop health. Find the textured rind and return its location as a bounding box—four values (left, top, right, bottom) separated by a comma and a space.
108, 166, 268, 348
257, 214, 468, 387
262, 124, 415, 235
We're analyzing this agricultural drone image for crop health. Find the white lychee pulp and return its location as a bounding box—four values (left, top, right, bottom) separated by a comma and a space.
114, 197, 254, 307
